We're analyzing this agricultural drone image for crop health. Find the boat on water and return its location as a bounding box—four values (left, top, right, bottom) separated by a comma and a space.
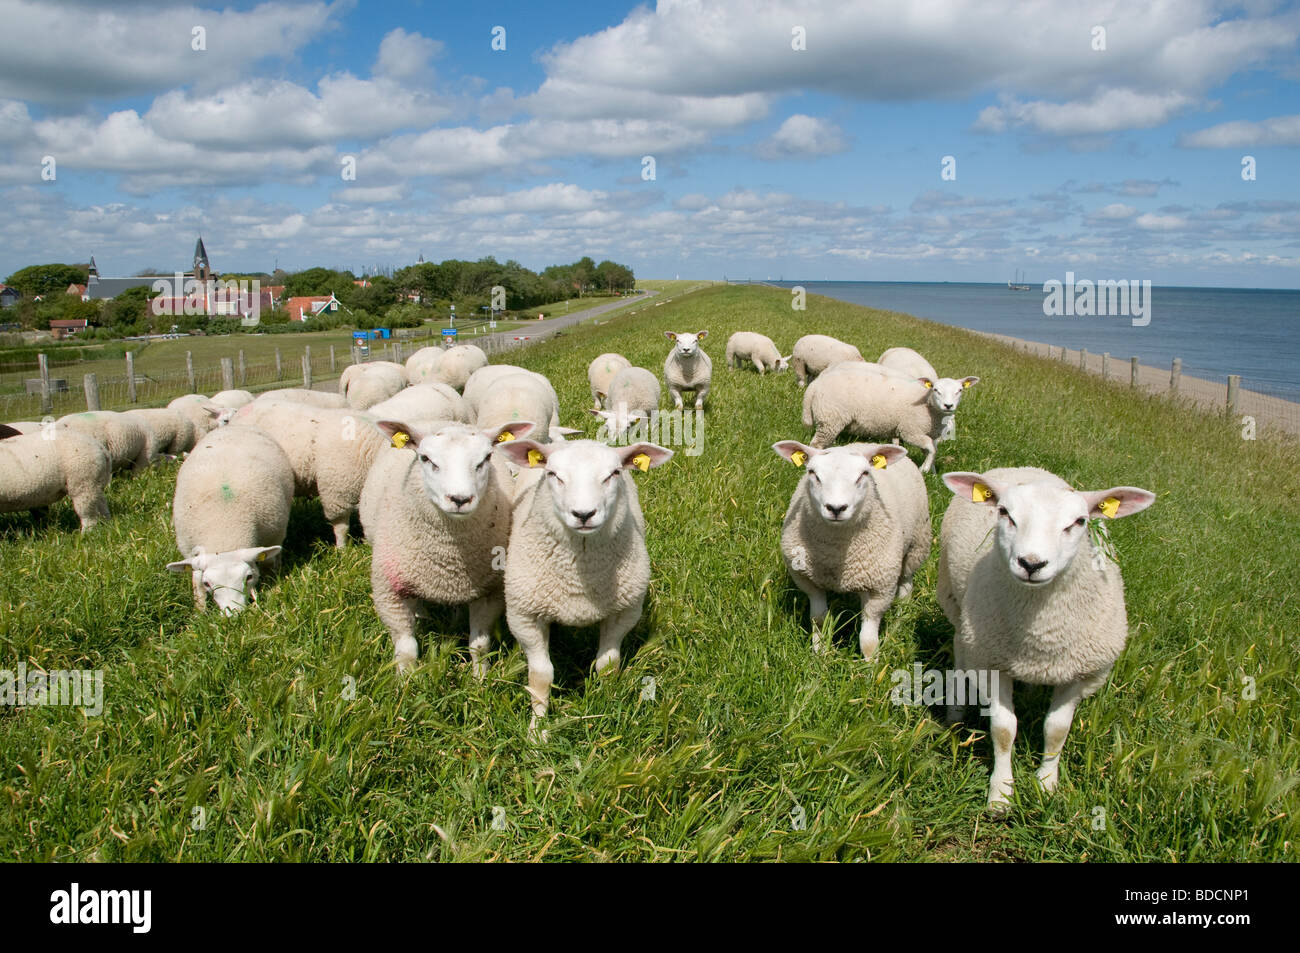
1007, 268, 1032, 291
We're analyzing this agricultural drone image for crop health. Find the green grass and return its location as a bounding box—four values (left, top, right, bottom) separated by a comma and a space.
1, 283, 1297, 861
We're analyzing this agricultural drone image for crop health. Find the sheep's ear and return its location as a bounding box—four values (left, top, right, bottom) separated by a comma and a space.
942, 471, 1000, 504
1081, 486, 1156, 520
773, 440, 817, 467
696, 330, 708, 340
485, 420, 536, 443
663, 331, 677, 341
917, 377, 935, 390
166, 559, 194, 573
376, 419, 423, 450
496, 438, 549, 468
587, 408, 612, 421
201, 403, 224, 418
621, 443, 673, 471
854, 444, 908, 469
960, 376, 980, 389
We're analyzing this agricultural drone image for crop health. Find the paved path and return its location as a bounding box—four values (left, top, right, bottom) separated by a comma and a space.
471, 290, 660, 355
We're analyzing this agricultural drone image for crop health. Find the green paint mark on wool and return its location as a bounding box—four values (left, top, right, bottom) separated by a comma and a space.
221, 483, 235, 502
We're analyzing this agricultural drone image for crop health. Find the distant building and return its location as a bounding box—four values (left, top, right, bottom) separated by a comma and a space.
285, 293, 347, 322
50, 318, 89, 340
84, 238, 214, 301
66, 283, 88, 300
0, 284, 20, 308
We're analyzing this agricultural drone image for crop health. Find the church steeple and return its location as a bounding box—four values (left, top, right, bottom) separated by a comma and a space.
87, 254, 98, 277
193, 236, 211, 282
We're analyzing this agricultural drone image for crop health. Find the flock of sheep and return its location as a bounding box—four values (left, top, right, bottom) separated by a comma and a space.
0, 325, 1155, 807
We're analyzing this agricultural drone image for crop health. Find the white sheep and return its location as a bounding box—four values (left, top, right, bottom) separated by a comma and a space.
663, 330, 712, 410
166, 424, 295, 615
430, 344, 488, 391
463, 364, 552, 413
209, 389, 254, 409
367, 382, 471, 428
790, 334, 865, 387
725, 331, 789, 374
496, 437, 674, 731
404, 346, 444, 385
123, 407, 196, 460
57, 411, 151, 472
0, 428, 111, 531
591, 366, 661, 440
877, 347, 979, 442
772, 440, 930, 657
256, 388, 349, 409
588, 352, 632, 408
232, 400, 392, 547
937, 467, 1155, 808
340, 361, 408, 410
3, 421, 45, 435
360, 418, 536, 674
468, 368, 571, 441
167, 394, 230, 438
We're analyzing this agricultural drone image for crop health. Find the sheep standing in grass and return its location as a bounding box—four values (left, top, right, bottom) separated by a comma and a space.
773, 441, 930, 657
663, 330, 711, 410
124, 407, 196, 460
359, 419, 535, 674
878, 347, 979, 442
496, 437, 674, 731
937, 467, 1155, 808
340, 361, 408, 410
57, 411, 152, 472
367, 382, 471, 428
591, 366, 661, 440
167, 425, 294, 615
725, 331, 789, 374
588, 353, 631, 408
232, 400, 392, 547
0, 429, 111, 531
790, 334, 865, 387
468, 368, 568, 440
257, 388, 349, 409
430, 344, 488, 391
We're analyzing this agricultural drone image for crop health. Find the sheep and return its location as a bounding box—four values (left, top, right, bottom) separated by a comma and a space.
495, 437, 674, 732
4, 421, 46, 436
725, 331, 789, 374
0, 428, 111, 531
167, 394, 231, 438
802, 363, 953, 472
463, 364, 550, 412
232, 400, 392, 547
57, 411, 151, 472
591, 366, 661, 440
209, 389, 254, 409
936, 467, 1156, 808
790, 334, 865, 387
166, 424, 295, 615
0, 424, 20, 439
663, 330, 712, 410
430, 344, 488, 391
772, 440, 930, 657
367, 382, 471, 428
588, 352, 632, 408
877, 347, 979, 442
340, 361, 408, 410
256, 388, 349, 409
123, 407, 196, 460
359, 419, 536, 674
404, 346, 444, 385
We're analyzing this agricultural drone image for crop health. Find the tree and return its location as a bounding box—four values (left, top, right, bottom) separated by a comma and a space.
3, 263, 88, 297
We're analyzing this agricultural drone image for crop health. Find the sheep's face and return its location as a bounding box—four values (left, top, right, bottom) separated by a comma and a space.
920, 377, 979, 415
665, 330, 707, 358
379, 420, 535, 517
773, 441, 908, 523
167, 546, 280, 616
591, 403, 648, 441
774, 355, 791, 372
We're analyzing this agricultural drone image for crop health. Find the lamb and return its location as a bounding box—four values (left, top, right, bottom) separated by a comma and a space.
0, 428, 111, 531
232, 400, 392, 547
209, 389, 254, 409
588, 353, 632, 408
166, 424, 295, 615
57, 411, 152, 472
772, 440, 930, 657
790, 334, 865, 387
123, 407, 196, 460
367, 382, 471, 428
429, 344, 488, 391
167, 394, 230, 438
495, 437, 674, 731
663, 330, 712, 410
359, 419, 536, 674
256, 388, 349, 409
936, 467, 1155, 808
877, 347, 979, 442
802, 363, 950, 472
340, 361, 408, 410
725, 331, 789, 374
591, 366, 661, 440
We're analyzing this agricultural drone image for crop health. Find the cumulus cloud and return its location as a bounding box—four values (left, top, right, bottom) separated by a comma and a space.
973, 89, 1196, 135
755, 114, 849, 159
374, 28, 443, 82
1178, 114, 1300, 147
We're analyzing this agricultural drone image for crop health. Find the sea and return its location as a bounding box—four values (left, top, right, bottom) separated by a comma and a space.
768, 281, 1300, 403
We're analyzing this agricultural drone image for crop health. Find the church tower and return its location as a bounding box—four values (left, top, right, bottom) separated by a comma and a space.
193, 237, 212, 282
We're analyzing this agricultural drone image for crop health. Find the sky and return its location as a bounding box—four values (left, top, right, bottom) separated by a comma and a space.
0, 0, 1298, 287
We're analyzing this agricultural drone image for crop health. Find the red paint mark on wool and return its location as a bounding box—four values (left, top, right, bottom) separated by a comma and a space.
380, 552, 414, 598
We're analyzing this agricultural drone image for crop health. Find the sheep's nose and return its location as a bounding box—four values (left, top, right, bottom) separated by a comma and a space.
1018, 556, 1047, 576
826, 503, 848, 518
572, 509, 597, 524
449, 494, 474, 508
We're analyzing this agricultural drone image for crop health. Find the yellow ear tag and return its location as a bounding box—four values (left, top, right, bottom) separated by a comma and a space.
496, 430, 515, 443
1098, 496, 1120, 519
527, 448, 544, 467
972, 482, 991, 503
924, 380, 933, 389
962, 379, 971, 389
391, 431, 410, 449
257, 551, 267, 563
790, 450, 807, 467
632, 453, 651, 472
871, 454, 887, 470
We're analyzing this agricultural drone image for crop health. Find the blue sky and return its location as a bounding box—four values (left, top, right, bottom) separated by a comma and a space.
1, 0, 1298, 286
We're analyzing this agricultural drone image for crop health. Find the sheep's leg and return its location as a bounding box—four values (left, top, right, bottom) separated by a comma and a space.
508, 609, 553, 732
693, 381, 708, 410
946, 634, 970, 725
1036, 678, 1089, 793
987, 672, 1016, 809
669, 384, 684, 410
857, 590, 894, 659
793, 358, 807, 387
789, 570, 829, 653
70, 490, 109, 531
467, 592, 504, 678
191, 569, 206, 611
331, 520, 350, 548
595, 603, 641, 674
916, 436, 936, 473
371, 565, 421, 673
810, 421, 840, 449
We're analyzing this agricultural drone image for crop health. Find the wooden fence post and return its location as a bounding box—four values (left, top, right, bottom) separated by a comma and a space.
1227, 375, 1240, 415
186, 351, 195, 393
275, 347, 282, 379
1102, 352, 1110, 380
1170, 358, 1182, 393
1080, 348, 1088, 370
84, 372, 99, 411
126, 352, 137, 404
221, 357, 234, 392
329, 345, 336, 372
1131, 356, 1139, 388
1060, 346, 1068, 362
237, 349, 246, 387
37, 353, 51, 414
302, 351, 312, 390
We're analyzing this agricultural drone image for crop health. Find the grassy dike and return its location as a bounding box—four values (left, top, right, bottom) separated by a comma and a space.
1, 283, 1296, 861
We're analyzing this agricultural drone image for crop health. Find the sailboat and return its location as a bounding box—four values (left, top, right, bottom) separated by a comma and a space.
1007, 268, 1031, 291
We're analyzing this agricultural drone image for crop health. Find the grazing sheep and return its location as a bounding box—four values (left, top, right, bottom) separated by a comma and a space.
232, 400, 392, 547
404, 347, 444, 385
360, 419, 535, 673
367, 382, 471, 428
467, 367, 568, 440
430, 344, 488, 391
663, 330, 712, 410
340, 361, 408, 410
802, 363, 951, 472
256, 387, 349, 409
790, 334, 865, 387
124, 407, 196, 460
463, 364, 552, 413
167, 394, 230, 439
0, 428, 111, 531
209, 389, 254, 409
495, 437, 673, 731
4, 421, 46, 436
725, 331, 789, 374
878, 347, 979, 442
588, 353, 632, 408
166, 424, 295, 615
937, 467, 1155, 808
773, 441, 930, 657
591, 366, 661, 440
57, 411, 151, 472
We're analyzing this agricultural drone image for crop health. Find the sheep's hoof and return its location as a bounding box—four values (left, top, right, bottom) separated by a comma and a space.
527, 716, 549, 744
1035, 765, 1060, 793
896, 580, 914, 601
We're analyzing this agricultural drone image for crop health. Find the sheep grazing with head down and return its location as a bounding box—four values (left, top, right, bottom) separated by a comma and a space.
495, 437, 674, 732
257, 388, 349, 409
725, 331, 789, 374
591, 366, 661, 440
773, 440, 931, 657
340, 361, 408, 410
359, 419, 535, 674
663, 330, 711, 410
0, 428, 111, 531
588, 352, 632, 409
937, 467, 1155, 809
790, 334, 864, 387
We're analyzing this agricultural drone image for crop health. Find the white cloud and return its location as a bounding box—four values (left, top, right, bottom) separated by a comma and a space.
450, 183, 610, 215
1135, 212, 1189, 230
1179, 114, 1300, 147
973, 89, 1196, 136
756, 114, 849, 159
374, 28, 443, 82
1091, 203, 1136, 220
